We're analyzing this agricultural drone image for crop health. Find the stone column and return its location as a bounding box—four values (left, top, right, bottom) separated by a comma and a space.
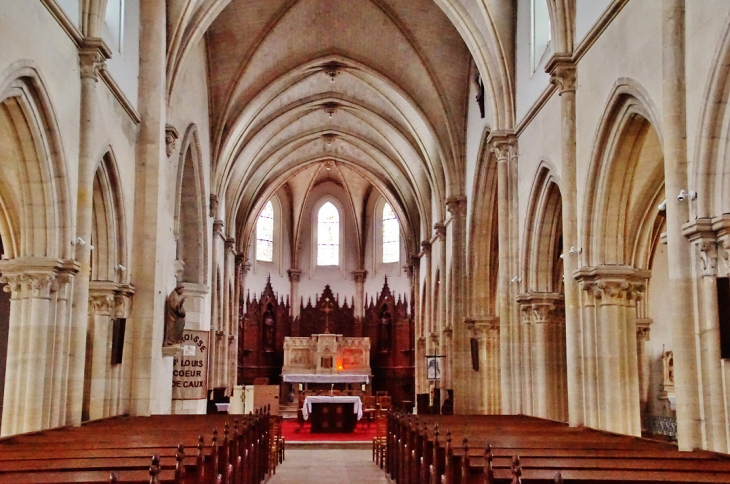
415, 335, 427, 400
129, 0, 169, 416
66, 38, 110, 427
636, 320, 651, 429
49, 268, 76, 428
662, 0, 701, 451
578, 278, 599, 428
548, 57, 582, 427
517, 301, 533, 416
224, 237, 236, 393
0, 272, 22, 436
87, 287, 115, 420
421, 241, 432, 335
446, 197, 469, 413
353, 269, 367, 336
288, 268, 301, 324
490, 136, 514, 414
686, 225, 726, 452
577, 267, 646, 436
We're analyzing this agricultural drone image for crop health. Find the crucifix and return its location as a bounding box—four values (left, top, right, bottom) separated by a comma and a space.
321, 297, 334, 333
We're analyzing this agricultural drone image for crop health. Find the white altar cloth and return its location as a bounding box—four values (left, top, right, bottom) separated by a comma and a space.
283, 374, 370, 384
301, 396, 363, 421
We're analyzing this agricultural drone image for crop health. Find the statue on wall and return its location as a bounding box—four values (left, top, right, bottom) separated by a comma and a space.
164, 285, 186, 346
379, 306, 392, 351
262, 304, 276, 352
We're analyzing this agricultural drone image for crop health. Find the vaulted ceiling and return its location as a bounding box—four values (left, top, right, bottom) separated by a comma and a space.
172, 0, 505, 256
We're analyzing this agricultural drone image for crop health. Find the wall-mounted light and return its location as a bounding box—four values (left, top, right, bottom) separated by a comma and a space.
75, 237, 86, 246
117, 264, 126, 272
510, 276, 521, 283
658, 199, 667, 212
677, 190, 697, 202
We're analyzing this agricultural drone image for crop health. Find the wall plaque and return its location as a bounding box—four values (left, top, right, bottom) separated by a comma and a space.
172, 330, 209, 399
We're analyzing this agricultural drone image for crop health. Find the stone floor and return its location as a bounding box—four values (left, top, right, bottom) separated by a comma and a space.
268, 448, 391, 483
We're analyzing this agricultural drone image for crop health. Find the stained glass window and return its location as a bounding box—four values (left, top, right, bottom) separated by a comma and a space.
383, 203, 399, 263
256, 201, 274, 262
318, 202, 339, 266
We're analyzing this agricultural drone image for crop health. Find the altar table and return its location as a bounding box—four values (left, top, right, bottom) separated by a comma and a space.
301, 396, 363, 433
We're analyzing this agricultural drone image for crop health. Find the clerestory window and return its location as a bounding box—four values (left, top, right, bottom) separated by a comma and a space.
256, 200, 274, 262
317, 202, 339, 266
382, 203, 399, 263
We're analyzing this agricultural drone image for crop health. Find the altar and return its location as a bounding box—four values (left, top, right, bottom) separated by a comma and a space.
301, 395, 363, 433
282, 333, 372, 384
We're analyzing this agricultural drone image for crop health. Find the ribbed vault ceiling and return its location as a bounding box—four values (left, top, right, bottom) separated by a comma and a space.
204, 0, 473, 252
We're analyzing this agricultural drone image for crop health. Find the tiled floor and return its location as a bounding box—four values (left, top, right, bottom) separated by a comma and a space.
268, 448, 391, 483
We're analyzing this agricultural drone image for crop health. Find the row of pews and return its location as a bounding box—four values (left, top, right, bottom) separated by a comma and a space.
379, 412, 730, 483
0, 406, 283, 483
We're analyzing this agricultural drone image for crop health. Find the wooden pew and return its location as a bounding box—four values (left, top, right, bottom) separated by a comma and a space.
380, 411, 730, 484
0, 406, 280, 484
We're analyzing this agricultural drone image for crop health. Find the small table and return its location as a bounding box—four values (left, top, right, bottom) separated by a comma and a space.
302, 396, 363, 433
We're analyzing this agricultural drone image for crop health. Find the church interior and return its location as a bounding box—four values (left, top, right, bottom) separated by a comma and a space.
3, 0, 730, 481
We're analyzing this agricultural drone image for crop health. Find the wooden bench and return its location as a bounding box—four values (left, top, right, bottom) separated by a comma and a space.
381, 412, 730, 484
0, 406, 281, 484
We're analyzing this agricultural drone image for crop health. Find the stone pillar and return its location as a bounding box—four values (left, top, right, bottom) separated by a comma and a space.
446, 197, 469, 413
224, 238, 237, 394
491, 136, 514, 414
49, 268, 76, 428
662, 0, 701, 451
66, 38, 110, 427
288, 268, 301, 323
578, 279, 599, 428
686, 224, 726, 452
353, 270, 367, 336
87, 287, 115, 420
517, 302, 533, 416
434, 224, 449, 393
576, 267, 647, 436
0, 259, 67, 435
421, 241, 432, 335
636, 320, 651, 429
415, 335, 427, 399
129, 0, 169, 416
548, 57, 582, 427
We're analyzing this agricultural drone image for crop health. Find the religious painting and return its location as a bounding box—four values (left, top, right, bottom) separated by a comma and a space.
427, 356, 440, 381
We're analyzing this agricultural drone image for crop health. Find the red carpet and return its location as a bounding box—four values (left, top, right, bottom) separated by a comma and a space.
281, 419, 376, 442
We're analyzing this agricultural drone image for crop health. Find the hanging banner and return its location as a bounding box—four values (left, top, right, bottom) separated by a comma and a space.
172, 330, 209, 400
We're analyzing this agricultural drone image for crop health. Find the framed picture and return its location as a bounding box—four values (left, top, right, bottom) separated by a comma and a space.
427, 356, 441, 381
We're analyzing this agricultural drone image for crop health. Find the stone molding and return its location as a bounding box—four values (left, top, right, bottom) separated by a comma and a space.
575, 265, 649, 306
488, 131, 517, 162
78, 38, 111, 81
433, 223, 446, 241
352, 270, 367, 283
445, 196, 467, 217
209, 195, 220, 218
165, 124, 179, 158
287, 268, 302, 282
547, 54, 576, 95
213, 219, 224, 237
516, 292, 565, 324
636, 318, 652, 341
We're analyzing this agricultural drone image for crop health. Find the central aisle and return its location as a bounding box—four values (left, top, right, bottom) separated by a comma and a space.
268, 448, 390, 484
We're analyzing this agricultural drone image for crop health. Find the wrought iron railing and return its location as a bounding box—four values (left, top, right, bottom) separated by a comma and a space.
646, 415, 678, 440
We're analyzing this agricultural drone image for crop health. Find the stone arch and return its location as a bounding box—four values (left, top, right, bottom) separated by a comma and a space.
522, 162, 563, 294
693, 11, 730, 217
582, 81, 664, 266
468, 140, 498, 318
0, 63, 72, 260
174, 125, 208, 285
91, 150, 128, 283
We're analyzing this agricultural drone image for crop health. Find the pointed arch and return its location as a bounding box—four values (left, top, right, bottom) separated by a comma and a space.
693, 11, 730, 217
582, 80, 664, 266
90, 149, 128, 282
0, 63, 72, 260
174, 124, 208, 285
522, 162, 563, 294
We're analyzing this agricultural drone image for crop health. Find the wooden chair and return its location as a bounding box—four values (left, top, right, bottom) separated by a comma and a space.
362, 395, 377, 427
372, 407, 388, 468
377, 395, 392, 410
269, 416, 285, 474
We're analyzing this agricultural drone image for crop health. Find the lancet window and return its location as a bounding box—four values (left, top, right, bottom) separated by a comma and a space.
317, 202, 339, 266
256, 201, 274, 262
382, 203, 399, 263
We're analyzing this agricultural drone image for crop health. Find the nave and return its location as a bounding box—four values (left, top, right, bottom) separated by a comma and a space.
267, 448, 388, 484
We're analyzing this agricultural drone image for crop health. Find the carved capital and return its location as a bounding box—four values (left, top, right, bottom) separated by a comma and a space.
213, 219, 224, 237
287, 268, 302, 283
636, 318, 652, 342
547, 55, 576, 95
488, 131, 516, 162
78, 38, 110, 81
445, 196, 467, 217
24, 273, 56, 299
575, 265, 649, 306
698, 240, 718, 277
517, 292, 564, 324
420, 240, 432, 253
90, 293, 115, 315
165, 124, 179, 158
209, 195, 219, 218
225, 237, 236, 255
0, 274, 24, 299
352, 270, 367, 283
433, 223, 446, 241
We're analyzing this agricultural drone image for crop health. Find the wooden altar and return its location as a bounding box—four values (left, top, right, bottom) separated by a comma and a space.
238, 277, 414, 406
